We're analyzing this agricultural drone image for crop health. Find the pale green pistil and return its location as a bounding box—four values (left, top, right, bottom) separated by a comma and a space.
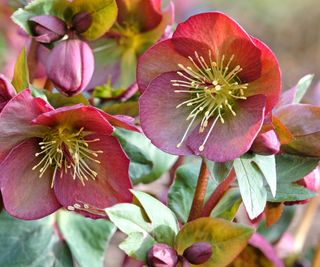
171, 51, 249, 151
32, 127, 103, 187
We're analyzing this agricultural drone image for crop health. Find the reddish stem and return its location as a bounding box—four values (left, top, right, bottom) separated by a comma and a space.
188, 159, 208, 222
168, 156, 184, 186
201, 169, 236, 217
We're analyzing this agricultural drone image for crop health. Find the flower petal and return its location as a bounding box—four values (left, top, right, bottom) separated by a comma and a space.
33, 104, 114, 135
137, 39, 191, 92
173, 12, 251, 54
0, 89, 52, 161
54, 134, 132, 218
0, 74, 16, 111
139, 72, 194, 156
246, 38, 281, 113
101, 112, 140, 132
187, 95, 266, 162
0, 138, 61, 220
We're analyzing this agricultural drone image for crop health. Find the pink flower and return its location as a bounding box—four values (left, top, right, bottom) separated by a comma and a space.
0, 90, 133, 219
138, 12, 281, 162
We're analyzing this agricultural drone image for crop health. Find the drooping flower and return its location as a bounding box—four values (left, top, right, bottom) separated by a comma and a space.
0, 90, 133, 220
138, 12, 281, 162
88, 0, 174, 91
28, 15, 66, 44
0, 74, 16, 112
46, 39, 94, 96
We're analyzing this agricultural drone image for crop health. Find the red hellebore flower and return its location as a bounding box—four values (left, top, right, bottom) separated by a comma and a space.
0, 90, 133, 220
138, 12, 281, 162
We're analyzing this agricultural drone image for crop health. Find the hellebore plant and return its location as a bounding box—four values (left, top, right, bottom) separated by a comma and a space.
0, 74, 16, 112
0, 90, 133, 220
138, 12, 281, 162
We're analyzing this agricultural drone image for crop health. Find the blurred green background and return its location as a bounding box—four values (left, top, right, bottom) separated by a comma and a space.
174, 0, 320, 90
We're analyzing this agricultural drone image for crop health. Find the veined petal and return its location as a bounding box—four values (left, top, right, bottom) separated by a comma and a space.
54, 134, 132, 218
33, 104, 114, 135
173, 12, 252, 54
137, 39, 191, 92
139, 72, 194, 156
0, 139, 61, 220
0, 89, 53, 161
187, 95, 266, 162
246, 38, 281, 113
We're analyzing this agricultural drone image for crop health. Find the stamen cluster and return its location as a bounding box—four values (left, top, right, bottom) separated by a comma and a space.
171, 51, 248, 151
33, 127, 103, 187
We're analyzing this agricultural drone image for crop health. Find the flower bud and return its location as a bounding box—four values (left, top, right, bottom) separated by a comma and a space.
251, 130, 280, 155
29, 15, 66, 43
72, 12, 92, 33
147, 243, 178, 267
183, 242, 212, 265
0, 74, 16, 112
46, 39, 94, 96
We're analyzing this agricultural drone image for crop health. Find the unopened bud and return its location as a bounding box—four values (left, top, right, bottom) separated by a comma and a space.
251, 130, 280, 155
147, 243, 178, 267
183, 242, 212, 265
29, 15, 66, 43
0, 74, 16, 112
46, 39, 94, 96
72, 12, 92, 33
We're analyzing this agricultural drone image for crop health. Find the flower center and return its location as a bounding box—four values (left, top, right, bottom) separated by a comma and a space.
32, 127, 103, 187
171, 51, 249, 152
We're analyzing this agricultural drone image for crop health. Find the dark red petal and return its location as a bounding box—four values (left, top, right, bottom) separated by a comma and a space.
100, 112, 140, 132
0, 139, 61, 220
139, 72, 194, 156
173, 12, 252, 53
187, 95, 266, 162
0, 89, 53, 161
33, 104, 114, 135
246, 38, 281, 114
137, 39, 190, 92
54, 134, 132, 218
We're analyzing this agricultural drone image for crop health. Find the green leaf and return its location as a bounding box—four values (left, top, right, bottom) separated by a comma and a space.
12, 48, 29, 92
210, 188, 242, 221
46, 92, 89, 108
234, 155, 267, 219
119, 48, 137, 88
175, 217, 254, 267
0, 212, 73, 267
131, 190, 179, 246
12, 0, 117, 41
206, 160, 233, 182
276, 154, 319, 183
253, 154, 277, 197
114, 128, 177, 184
168, 162, 217, 223
103, 101, 139, 117
57, 211, 115, 267
294, 74, 314, 103
267, 183, 317, 202
258, 206, 296, 242
105, 203, 156, 261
